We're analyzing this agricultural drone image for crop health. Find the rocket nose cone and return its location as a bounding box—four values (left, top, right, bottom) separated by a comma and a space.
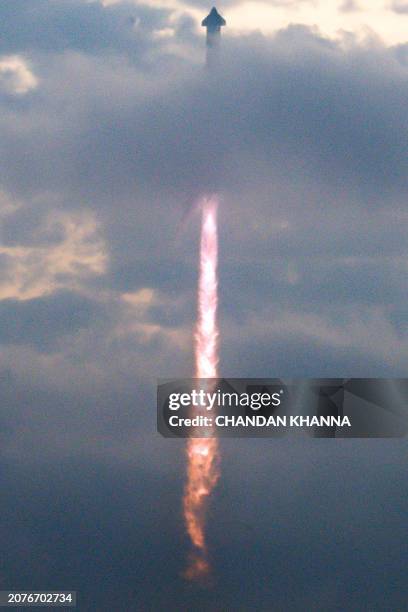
202, 7, 226, 27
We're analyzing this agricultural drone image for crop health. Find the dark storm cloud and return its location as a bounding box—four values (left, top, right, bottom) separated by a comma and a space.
0, 5, 408, 612
0, 8, 407, 607
2, 25, 407, 209
0, 201, 65, 247
0, 291, 104, 350
0, 18, 407, 376
1, 443, 407, 611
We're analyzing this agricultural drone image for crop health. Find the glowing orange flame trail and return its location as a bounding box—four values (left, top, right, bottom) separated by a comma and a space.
183, 195, 220, 581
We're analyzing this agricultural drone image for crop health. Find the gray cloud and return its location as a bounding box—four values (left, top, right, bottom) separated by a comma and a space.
0, 5, 407, 606
0, 290, 104, 350
0, 0, 171, 56
185, 0, 313, 8
390, 0, 408, 13
0, 443, 407, 611
0, 5, 406, 417
338, 0, 361, 12
0, 13, 406, 401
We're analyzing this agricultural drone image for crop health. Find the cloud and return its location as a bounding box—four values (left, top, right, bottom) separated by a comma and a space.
0, 55, 38, 95
0, 290, 102, 350
339, 0, 360, 12
184, 0, 314, 7
0, 439, 407, 610
0, 6, 406, 607
0, 208, 107, 300
0, 22, 406, 377
222, 305, 408, 377
0, 0, 171, 56
391, 0, 408, 12
0, 3, 406, 472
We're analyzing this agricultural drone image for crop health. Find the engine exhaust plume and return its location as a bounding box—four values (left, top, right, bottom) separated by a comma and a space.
183, 195, 220, 581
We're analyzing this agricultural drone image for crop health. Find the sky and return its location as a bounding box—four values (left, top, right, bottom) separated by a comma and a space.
0, 1, 407, 610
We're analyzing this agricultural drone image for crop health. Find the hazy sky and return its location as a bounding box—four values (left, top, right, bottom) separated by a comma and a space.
102, 0, 408, 44
0, 1, 407, 610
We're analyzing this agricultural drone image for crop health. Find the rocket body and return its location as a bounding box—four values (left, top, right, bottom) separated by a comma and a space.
202, 7, 226, 65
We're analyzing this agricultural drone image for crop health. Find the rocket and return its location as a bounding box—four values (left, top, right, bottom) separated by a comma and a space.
202, 7, 226, 63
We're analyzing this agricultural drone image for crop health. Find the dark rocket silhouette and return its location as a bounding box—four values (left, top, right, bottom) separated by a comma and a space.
202, 7, 226, 66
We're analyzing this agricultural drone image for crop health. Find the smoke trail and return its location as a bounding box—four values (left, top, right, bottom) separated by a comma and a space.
183, 195, 220, 581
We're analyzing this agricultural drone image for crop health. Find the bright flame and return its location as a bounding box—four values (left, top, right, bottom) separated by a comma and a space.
183, 195, 220, 581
